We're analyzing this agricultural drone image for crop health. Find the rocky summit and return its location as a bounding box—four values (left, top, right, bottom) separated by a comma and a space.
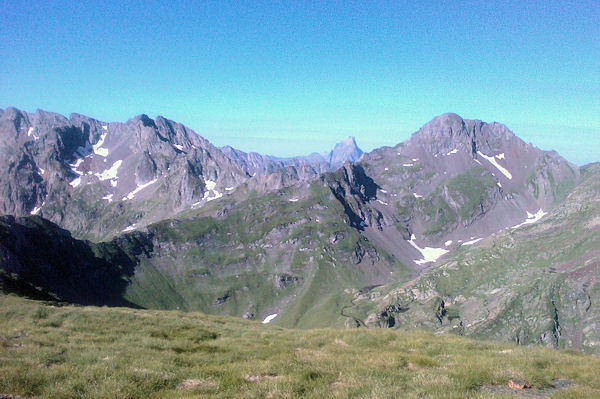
0, 107, 597, 356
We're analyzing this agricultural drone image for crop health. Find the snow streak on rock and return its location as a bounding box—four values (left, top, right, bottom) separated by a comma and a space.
511, 209, 546, 229
462, 237, 483, 246
122, 178, 158, 201
262, 314, 278, 324
477, 151, 512, 179
93, 132, 109, 157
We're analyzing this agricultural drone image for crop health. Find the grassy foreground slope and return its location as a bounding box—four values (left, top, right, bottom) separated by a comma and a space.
1, 295, 599, 399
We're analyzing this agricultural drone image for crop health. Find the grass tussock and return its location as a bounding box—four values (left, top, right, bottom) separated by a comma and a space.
0, 294, 599, 398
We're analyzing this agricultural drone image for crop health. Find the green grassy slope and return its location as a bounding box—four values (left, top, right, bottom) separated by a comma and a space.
122, 181, 414, 328
1, 294, 599, 399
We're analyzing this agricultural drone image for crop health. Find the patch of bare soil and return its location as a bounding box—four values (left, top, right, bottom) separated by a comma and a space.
180, 378, 217, 389
482, 379, 573, 397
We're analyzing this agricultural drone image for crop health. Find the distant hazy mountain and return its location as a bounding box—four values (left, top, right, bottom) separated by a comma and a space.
220, 135, 363, 176
328, 136, 363, 167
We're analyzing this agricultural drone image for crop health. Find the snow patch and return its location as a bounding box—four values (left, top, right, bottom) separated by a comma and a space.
110, 179, 118, 187
225, 187, 234, 191
27, 127, 39, 140
38, 168, 45, 175
204, 179, 216, 191
413, 193, 423, 198
377, 199, 389, 206
69, 158, 85, 176
462, 238, 483, 246
403, 163, 414, 167
202, 179, 222, 202
102, 194, 113, 203
95, 160, 122, 181
69, 177, 81, 188
511, 209, 546, 229
446, 149, 458, 155
444, 240, 453, 246
93, 132, 109, 157
102, 125, 108, 131
174, 144, 184, 151
477, 151, 512, 179
123, 178, 158, 200
384, 167, 389, 171
412, 158, 418, 162
122, 224, 136, 232
408, 235, 449, 265
262, 314, 278, 324
288, 198, 299, 202
30, 206, 41, 215
380, 189, 387, 193
497, 182, 502, 188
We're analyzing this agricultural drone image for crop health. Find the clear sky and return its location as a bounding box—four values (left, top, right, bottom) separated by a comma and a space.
1, 1, 598, 164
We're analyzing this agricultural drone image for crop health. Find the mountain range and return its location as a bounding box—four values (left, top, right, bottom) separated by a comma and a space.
0, 106, 596, 354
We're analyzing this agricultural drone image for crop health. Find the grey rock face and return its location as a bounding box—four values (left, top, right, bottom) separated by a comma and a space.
320, 113, 580, 269
0, 108, 253, 239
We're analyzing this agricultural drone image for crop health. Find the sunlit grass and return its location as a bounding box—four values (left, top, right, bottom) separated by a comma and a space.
1, 294, 599, 398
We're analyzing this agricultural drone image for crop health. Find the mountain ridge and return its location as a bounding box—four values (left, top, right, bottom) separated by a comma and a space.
0, 105, 595, 355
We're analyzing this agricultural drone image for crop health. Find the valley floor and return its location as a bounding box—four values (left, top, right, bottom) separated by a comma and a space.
0, 295, 599, 398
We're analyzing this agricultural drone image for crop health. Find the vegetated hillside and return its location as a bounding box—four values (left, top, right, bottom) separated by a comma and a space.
345, 163, 600, 354
0, 215, 149, 307
1, 294, 599, 399
123, 179, 414, 328
0, 180, 414, 329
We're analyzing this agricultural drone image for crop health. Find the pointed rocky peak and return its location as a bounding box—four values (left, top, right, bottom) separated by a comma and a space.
408, 113, 523, 157
329, 136, 363, 167
341, 136, 358, 146
414, 113, 468, 142
2, 107, 28, 121
128, 114, 155, 128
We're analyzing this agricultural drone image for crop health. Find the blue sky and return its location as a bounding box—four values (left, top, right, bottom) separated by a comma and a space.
1, 1, 598, 163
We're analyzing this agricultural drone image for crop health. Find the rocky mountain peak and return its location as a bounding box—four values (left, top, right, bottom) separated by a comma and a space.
131, 114, 155, 127
329, 136, 363, 167
408, 113, 522, 157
